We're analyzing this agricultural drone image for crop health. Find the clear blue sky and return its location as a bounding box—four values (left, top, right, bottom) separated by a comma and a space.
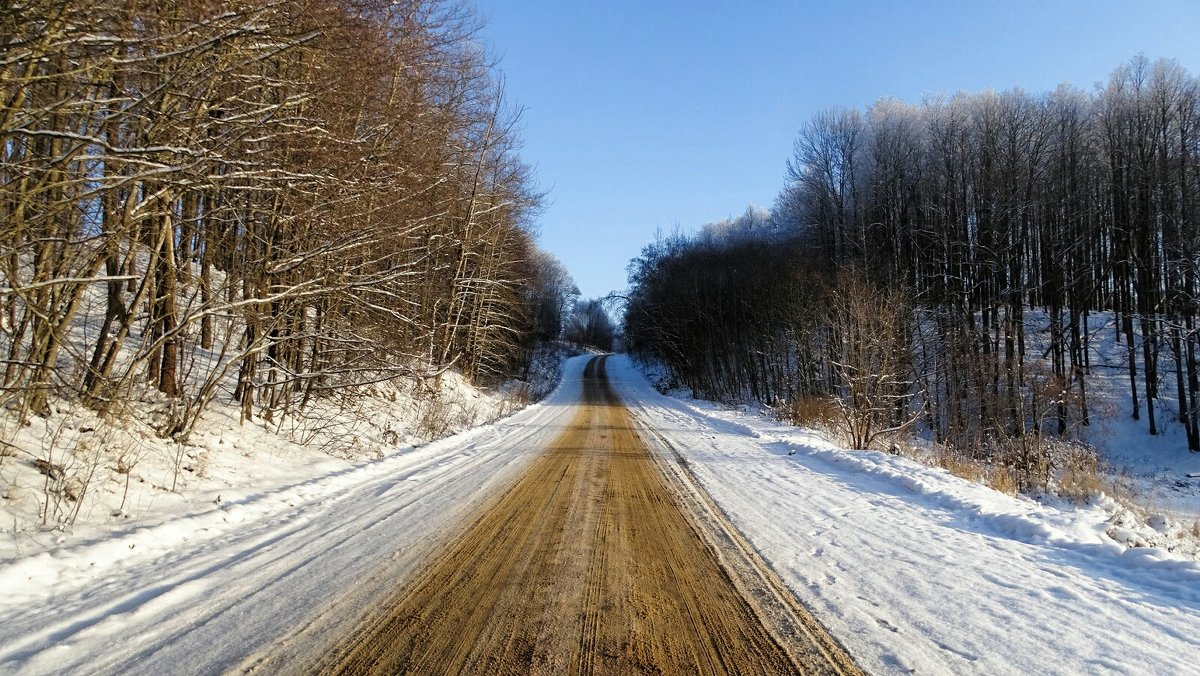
472, 0, 1200, 300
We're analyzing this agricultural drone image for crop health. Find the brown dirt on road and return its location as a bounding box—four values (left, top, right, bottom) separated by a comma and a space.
316, 356, 858, 675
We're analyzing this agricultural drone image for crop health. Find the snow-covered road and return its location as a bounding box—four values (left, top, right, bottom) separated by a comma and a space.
2, 354, 1198, 674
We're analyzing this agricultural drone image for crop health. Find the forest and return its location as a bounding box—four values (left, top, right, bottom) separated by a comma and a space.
625, 56, 1200, 479
0, 0, 580, 443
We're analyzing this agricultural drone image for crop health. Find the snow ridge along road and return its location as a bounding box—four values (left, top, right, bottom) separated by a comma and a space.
310, 355, 857, 675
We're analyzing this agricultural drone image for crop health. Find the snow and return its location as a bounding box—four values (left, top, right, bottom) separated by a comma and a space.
1, 353, 1197, 673
0, 341, 573, 563
608, 355, 1200, 675
0, 356, 591, 674
1076, 318, 1200, 521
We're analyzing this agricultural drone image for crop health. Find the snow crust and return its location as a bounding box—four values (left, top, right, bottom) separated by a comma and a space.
608, 355, 1200, 675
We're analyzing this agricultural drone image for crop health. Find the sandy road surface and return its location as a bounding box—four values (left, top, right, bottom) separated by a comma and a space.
316, 356, 857, 675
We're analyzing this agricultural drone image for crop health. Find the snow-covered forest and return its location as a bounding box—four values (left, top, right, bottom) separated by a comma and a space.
0, 1, 584, 433
626, 56, 1200, 493
3, 3, 1200, 671
0, 1, 596, 538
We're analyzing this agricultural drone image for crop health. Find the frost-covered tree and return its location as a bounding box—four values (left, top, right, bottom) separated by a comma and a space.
0, 0, 550, 439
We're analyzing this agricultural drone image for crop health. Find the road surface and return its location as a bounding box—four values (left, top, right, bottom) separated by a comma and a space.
314, 356, 856, 674
0, 356, 856, 675
5, 356, 1200, 674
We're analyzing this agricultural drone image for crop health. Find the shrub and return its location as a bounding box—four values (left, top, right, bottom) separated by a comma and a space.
1058, 445, 1104, 503
986, 466, 1019, 496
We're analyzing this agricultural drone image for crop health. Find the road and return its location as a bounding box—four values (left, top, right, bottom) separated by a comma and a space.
0, 356, 857, 675
314, 356, 857, 675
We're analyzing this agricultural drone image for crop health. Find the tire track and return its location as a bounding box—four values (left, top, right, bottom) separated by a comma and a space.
574, 484, 606, 676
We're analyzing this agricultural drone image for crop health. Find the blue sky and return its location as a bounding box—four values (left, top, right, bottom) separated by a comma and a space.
472, 0, 1200, 299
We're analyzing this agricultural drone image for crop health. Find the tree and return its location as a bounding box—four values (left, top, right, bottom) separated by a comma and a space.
628, 55, 1200, 457
565, 299, 615, 352
1, 0, 551, 443
824, 271, 919, 450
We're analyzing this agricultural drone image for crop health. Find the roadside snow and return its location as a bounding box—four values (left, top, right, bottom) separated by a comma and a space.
609, 355, 1200, 675
0, 356, 591, 675
0, 342, 571, 563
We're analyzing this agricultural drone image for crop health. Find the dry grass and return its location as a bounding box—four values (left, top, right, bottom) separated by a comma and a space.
993, 437, 1052, 494
986, 466, 1019, 496
777, 396, 839, 428
931, 447, 1019, 496
939, 437, 1103, 501
772, 393, 1198, 559
1104, 466, 1137, 505
776, 397, 1171, 539
935, 451, 985, 483
416, 398, 454, 439
498, 383, 534, 418
1058, 446, 1105, 503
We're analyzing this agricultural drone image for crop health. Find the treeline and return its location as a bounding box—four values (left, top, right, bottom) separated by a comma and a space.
1, 1, 575, 439
627, 56, 1200, 457
626, 211, 819, 403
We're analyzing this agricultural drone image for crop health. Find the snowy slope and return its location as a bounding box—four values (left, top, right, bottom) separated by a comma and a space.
0, 342, 572, 562
0, 356, 591, 675
608, 355, 1200, 676
1071, 313, 1200, 521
